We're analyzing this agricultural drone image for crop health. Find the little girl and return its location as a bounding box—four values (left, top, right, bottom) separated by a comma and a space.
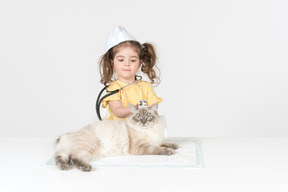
99, 26, 163, 120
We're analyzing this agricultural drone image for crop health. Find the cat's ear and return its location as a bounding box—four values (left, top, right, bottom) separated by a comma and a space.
129, 104, 138, 112
149, 103, 158, 111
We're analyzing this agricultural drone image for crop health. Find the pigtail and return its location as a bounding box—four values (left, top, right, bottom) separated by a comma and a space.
99, 51, 114, 86
140, 43, 160, 85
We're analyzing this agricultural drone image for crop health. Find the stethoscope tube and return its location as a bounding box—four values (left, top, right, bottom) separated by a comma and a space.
95, 79, 140, 120
95, 87, 119, 120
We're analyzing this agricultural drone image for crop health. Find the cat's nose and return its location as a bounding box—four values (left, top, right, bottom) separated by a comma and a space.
141, 119, 147, 125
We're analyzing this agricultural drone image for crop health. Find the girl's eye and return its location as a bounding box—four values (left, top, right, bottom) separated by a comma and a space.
118, 59, 124, 62
131, 60, 136, 62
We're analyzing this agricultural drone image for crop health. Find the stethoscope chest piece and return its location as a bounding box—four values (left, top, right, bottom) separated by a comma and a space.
139, 100, 147, 107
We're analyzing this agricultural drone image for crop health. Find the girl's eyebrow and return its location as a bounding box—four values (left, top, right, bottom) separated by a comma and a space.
116, 55, 138, 58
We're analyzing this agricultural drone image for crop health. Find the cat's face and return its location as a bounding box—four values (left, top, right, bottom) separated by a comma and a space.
127, 103, 159, 128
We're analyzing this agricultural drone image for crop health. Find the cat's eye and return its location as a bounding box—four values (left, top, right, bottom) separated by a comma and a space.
146, 113, 151, 120
136, 114, 141, 120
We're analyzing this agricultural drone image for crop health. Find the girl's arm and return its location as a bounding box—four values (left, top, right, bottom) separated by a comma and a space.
108, 100, 130, 118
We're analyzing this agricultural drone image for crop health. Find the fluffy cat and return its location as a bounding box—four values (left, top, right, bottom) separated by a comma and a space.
54, 103, 178, 171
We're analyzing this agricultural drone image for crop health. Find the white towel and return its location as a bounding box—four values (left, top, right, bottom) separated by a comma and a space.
47, 138, 203, 168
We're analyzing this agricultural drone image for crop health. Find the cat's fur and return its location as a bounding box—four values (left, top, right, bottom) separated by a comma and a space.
54, 103, 178, 171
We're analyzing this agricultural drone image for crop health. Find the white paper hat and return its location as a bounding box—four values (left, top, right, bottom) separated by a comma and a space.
105, 26, 138, 53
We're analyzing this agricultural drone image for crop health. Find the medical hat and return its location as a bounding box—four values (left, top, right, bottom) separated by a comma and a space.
105, 26, 138, 53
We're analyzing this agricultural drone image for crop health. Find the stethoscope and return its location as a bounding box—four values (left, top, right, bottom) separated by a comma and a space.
95, 76, 142, 120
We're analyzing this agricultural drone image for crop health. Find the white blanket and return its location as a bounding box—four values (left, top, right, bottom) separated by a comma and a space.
47, 138, 203, 168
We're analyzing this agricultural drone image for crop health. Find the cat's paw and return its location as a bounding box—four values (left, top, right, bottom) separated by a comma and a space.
70, 158, 92, 172
56, 160, 70, 171
79, 164, 92, 172
161, 142, 179, 150
169, 143, 179, 149
55, 156, 70, 171
163, 147, 176, 155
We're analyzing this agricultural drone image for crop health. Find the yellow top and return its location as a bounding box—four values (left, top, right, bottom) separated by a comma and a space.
102, 80, 163, 120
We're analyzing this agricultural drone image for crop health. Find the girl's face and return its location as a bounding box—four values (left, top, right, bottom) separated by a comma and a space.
112, 45, 141, 84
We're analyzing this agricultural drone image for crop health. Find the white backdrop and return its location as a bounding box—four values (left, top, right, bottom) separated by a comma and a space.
1, 0, 287, 137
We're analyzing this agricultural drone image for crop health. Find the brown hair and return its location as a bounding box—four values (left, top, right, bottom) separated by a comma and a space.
99, 41, 160, 86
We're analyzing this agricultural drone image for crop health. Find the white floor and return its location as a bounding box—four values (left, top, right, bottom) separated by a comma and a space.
0, 137, 287, 192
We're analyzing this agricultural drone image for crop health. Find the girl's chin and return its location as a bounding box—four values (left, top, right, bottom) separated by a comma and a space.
118, 77, 136, 83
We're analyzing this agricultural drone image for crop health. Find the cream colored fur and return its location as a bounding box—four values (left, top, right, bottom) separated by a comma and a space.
54, 104, 178, 171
